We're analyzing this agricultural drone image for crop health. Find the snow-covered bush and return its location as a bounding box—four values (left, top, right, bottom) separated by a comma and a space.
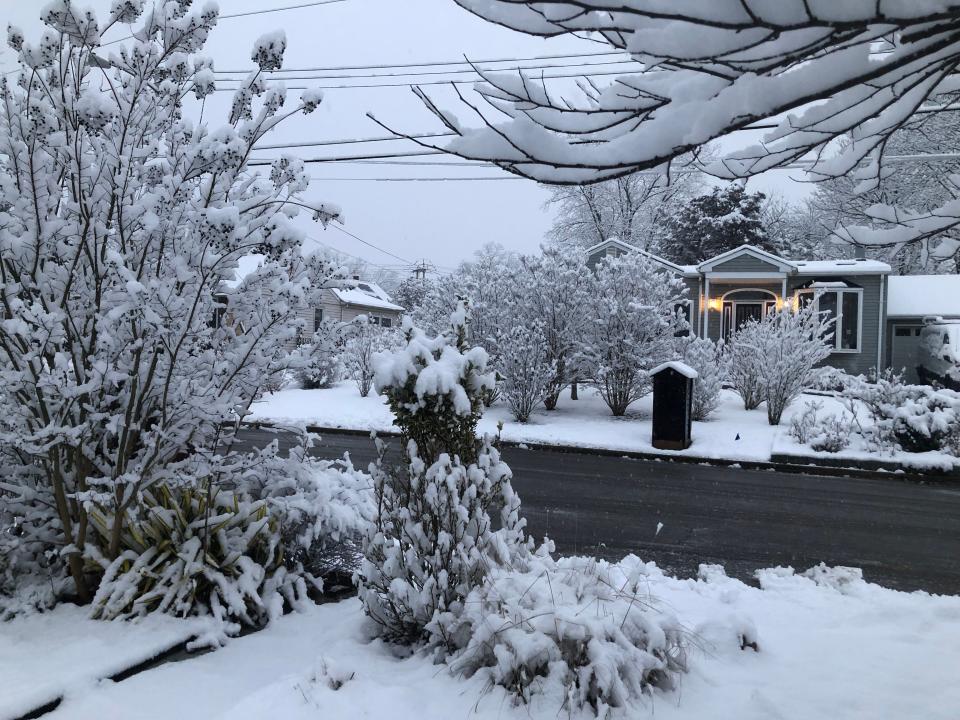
373, 304, 494, 465
444, 553, 688, 713
727, 336, 765, 411
732, 306, 833, 425
88, 442, 373, 635
806, 367, 861, 394
583, 253, 688, 416
0, 4, 344, 608
848, 372, 960, 454
343, 318, 401, 397
295, 327, 344, 390
360, 437, 531, 645
517, 248, 591, 410
361, 307, 531, 644
497, 323, 555, 422
789, 401, 824, 445
682, 337, 727, 421
809, 416, 852, 453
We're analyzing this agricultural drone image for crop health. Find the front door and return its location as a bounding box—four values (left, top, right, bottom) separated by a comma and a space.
735, 303, 763, 329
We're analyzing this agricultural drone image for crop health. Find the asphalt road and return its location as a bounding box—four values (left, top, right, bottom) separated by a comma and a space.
237, 427, 960, 595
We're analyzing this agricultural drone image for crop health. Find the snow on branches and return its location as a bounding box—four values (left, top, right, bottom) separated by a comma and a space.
0, 1, 347, 616
391, 2, 960, 259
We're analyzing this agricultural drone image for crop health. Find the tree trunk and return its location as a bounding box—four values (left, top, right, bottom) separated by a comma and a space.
570, 381, 578, 400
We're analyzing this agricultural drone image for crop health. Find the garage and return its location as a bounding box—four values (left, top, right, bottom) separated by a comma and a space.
890, 324, 923, 382
886, 275, 960, 384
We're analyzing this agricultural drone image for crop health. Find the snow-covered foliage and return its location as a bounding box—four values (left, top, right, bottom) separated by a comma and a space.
545, 164, 705, 254
405, 2, 960, 264
362, 309, 531, 643
516, 248, 591, 410
88, 442, 374, 640
374, 304, 495, 465
294, 320, 347, 390
806, 367, 862, 394
360, 436, 531, 646
496, 324, 554, 423
682, 337, 727, 421
445, 553, 688, 713
0, 3, 343, 612
732, 307, 834, 425
789, 401, 852, 453
845, 372, 960, 454
662, 185, 772, 264
343, 318, 401, 398
583, 253, 688, 416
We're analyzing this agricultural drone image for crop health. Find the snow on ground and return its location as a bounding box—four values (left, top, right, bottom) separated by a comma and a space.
19, 560, 960, 720
0, 606, 209, 720
249, 383, 841, 463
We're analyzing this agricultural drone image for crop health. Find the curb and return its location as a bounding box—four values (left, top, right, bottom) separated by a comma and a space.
240, 422, 959, 483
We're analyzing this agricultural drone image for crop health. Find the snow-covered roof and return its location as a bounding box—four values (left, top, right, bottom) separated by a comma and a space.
650, 361, 698, 379
792, 259, 891, 275
585, 238, 696, 276
698, 244, 794, 272
887, 275, 960, 318
331, 281, 404, 312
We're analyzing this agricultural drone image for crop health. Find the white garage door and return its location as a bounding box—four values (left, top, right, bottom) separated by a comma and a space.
891, 324, 923, 382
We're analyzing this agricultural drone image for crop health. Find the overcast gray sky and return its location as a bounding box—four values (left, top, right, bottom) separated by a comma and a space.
0, 0, 811, 275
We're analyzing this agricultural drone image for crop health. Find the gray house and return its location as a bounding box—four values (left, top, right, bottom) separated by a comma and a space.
585, 239, 958, 378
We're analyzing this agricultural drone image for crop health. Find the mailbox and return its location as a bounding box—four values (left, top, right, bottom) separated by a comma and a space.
650, 361, 698, 450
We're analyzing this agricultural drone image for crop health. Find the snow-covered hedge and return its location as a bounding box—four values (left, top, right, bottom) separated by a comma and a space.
443, 553, 688, 714
682, 337, 727, 421
497, 323, 555, 422
362, 306, 531, 643
88, 445, 374, 642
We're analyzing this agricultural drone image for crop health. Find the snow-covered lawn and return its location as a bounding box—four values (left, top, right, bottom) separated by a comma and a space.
249, 383, 836, 463
0, 607, 208, 720
11, 560, 959, 720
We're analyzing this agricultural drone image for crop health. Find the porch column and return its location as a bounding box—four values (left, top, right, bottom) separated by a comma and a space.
703, 276, 710, 338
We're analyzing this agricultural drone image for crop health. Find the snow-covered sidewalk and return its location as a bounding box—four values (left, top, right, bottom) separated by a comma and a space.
15, 560, 960, 720
0, 606, 208, 720
248, 384, 836, 464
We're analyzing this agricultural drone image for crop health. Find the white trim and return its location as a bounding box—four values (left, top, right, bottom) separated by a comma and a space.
877, 273, 885, 370
698, 244, 795, 272
703, 276, 710, 338
795, 287, 864, 354
719, 288, 779, 340
706, 271, 788, 279
584, 237, 688, 275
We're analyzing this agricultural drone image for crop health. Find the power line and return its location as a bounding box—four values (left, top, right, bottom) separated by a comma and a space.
248, 149, 445, 166
327, 224, 411, 264
253, 132, 455, 151
219, 0, 348, 20
308, 176, 526, 182
213, 67, 636, 91
213, 58, 642, 81
212, 50, 625, 75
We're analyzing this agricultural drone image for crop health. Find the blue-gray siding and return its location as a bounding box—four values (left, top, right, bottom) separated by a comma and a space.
710, 255, 783, 273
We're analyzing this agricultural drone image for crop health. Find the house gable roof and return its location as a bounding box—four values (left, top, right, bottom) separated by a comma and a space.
584, 238, 696, 276
698, 244, 795, 273
331, 280, 404, 312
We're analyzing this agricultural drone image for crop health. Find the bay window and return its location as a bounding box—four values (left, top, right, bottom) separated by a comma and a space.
795, 287, 862, 352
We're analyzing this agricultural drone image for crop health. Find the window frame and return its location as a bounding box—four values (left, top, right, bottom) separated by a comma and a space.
313, 307, 324, 332
794, 287, 863, 354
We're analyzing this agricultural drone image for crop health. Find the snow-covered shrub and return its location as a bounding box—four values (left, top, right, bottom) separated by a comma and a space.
344, 319, 401, 398
89, 443, 374, 635
732, 306, 833, 425
682, 337, 727, 420
517, 248, 591, 410
727, 336, 765, 411
851, 375, 960, 454
293, 320, 346, 390
583, 253, 688, 416
806, 366, 860, 394
789, 400, 824, 444
444, 553, 687, 713
373, 303, 494, 465
361, 307, 531, 644
360, 437, 531, 645
0, 4, 344, 607
809, 416, 852, 453
497, 323, 555, 422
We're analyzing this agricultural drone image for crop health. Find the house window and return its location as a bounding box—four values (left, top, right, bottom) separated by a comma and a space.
795, 288, 862, 352
370, 316, 381, 326
673, 302, 691, 337
381, 317, 393, 328
895, 327, 912, 337
314, 308, 324, 332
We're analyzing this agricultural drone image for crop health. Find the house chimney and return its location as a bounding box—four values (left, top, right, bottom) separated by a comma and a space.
854, 245, 866, 261
353, 274, 360, 280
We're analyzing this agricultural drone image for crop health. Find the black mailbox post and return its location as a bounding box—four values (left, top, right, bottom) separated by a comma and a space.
650, 361, 698, 450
